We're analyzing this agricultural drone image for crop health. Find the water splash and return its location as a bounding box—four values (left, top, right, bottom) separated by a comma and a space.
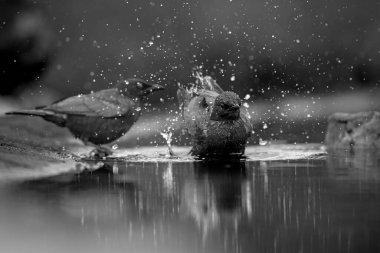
259, 138, 269, 146
160, 128, 175, 157
181, 66, 215, 96
192, 65, 204, 85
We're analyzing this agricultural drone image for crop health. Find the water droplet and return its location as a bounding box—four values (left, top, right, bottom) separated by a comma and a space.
161, 129, 174, 156
135, 107, 141, 112
112, 144, 118, 150
243, 102, 249, 108
259, 139, 268, 146
244, 94, 250, 100
230, 75, 235, 81
263, 123, 268, 129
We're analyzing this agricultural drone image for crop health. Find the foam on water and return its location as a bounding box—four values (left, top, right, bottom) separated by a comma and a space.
110, 144, 326, 162
0, 144, 326, 182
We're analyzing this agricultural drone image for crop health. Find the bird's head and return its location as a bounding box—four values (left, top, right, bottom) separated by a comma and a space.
210, 91, 241, 121
116, 78, 164, 99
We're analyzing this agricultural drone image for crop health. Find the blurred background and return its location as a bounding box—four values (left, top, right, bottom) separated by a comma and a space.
1, 0, 379, 144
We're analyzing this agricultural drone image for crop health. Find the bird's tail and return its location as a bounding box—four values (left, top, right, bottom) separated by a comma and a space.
5, 109, 66, 127
6, 109, 54, 117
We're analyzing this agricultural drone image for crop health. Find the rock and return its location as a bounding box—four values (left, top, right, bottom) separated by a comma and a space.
325, 111, 380, 149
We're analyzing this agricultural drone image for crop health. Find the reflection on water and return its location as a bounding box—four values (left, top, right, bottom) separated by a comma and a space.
1, 153, 380, 253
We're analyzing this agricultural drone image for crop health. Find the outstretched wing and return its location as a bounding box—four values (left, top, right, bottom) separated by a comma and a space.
179, 89, 217, 143
240, 108, 253, 137
44, 88, 135, 118
178, 75, 223, 137
200, 76, 224, 94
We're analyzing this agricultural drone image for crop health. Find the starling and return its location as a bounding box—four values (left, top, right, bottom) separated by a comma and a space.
177, 76, 252, 157
6, 78, 164, 156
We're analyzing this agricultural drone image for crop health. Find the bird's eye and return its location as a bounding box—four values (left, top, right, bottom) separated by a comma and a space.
136, 82, 143, 89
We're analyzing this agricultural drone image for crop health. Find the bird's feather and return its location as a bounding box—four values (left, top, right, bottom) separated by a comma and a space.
178, 89, 214, 137
5, 109, 67, 126
241, 108, 253, 137
44, 88, 135, 118
178, 76, 253, 155
199, 76, 224, 94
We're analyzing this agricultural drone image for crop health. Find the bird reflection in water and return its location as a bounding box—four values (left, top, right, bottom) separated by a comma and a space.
14, 162, 139, 228
181, 159, 251, 244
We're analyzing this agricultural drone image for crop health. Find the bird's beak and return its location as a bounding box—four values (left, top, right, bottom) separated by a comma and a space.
143, 83, 165, 95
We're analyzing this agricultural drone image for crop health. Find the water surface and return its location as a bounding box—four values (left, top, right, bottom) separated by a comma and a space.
0, 146, 379, 253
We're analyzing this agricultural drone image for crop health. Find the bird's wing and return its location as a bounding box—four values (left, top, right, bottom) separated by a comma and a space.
240, 108, 253, 137
44, 88, 134, 117
196, 89, 219, 101
200, 76, 224, 94
181, 89, 218, 138
177, 75, 221, 111
178, 76, 222, 140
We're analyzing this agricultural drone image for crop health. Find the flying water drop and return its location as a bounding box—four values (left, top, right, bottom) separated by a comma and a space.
160, 129, 175, 157
259, 139, 268, 146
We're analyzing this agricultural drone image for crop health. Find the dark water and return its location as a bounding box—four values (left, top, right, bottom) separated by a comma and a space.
1, 151, 380, 253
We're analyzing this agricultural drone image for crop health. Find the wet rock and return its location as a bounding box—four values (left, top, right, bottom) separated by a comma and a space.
0, 115, 80, 180
325, 111, 380, 149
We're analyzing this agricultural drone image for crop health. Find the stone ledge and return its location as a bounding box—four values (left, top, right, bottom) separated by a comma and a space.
325, 111, 380, 149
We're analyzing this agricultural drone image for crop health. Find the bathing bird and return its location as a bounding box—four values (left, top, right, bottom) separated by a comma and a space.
177, 76, 252, 157
6, 78, 164, 157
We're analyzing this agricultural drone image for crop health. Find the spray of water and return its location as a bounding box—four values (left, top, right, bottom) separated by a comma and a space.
160, 128, 175, 157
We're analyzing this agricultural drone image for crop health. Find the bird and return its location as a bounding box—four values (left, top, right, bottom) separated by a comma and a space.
177, 76, 252, 157
6, 78, 164, 157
